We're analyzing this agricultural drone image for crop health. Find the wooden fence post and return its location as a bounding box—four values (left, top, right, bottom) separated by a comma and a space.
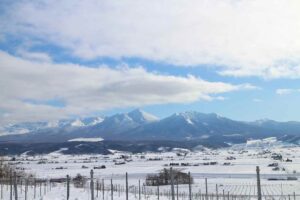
97, 180, 99, 198
9, 170, 12, 200
188, 172, 192, 200
170, 167, 175, 200
144, 185, 146, 199
13, 172, 17, 200
25, 179, 28, 200
205, 178, 208, 200
90, 170, 94, 200
0, 178, 2, 200
126, 172, 128, 200
216, 184, 219, 200
20, 179, 22, 194
102, 179, 105, 200
66, 175, 70, 200
110, 179, 113, 200
176, 179, 179, 200
34, 179, 36, 199
157, 184, 160, 200
139, 179, 141, 200
256, 166, 262, 200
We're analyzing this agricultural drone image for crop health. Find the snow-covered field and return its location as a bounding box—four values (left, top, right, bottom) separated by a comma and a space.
3, 140, 300, 199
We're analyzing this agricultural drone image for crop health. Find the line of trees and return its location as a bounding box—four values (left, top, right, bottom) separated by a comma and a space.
146, 168, 193, 186
0, 157, 11, 178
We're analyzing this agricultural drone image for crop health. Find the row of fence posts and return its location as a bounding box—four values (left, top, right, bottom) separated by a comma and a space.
84, 166, 263, 200
1, 166, 297, 200
8, 169, 18, 200
80, 168, 194, 200
4, 170, 52, 200
80, 166, 297, 200
82, 170, 128, 200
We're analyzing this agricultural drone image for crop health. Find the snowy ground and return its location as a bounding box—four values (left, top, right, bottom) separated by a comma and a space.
3, 141, 300, 199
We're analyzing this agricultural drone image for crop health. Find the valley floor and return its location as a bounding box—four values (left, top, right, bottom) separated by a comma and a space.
3, 143, 300, 199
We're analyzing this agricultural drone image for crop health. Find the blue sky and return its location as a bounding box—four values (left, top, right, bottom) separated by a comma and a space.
0, 0, 300, 125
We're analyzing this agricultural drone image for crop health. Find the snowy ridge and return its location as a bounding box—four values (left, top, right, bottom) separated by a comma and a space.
1, 110, 300, 144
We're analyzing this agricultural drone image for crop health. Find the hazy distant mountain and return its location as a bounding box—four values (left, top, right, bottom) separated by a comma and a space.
0, 117, 103, 137
250, 119, 300, 135
0, 109, 299, 144
0, 121, 50, 136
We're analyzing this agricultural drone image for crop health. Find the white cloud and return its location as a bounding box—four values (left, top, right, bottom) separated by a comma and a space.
214, 96, 227, 101
1, 0, 300, 79
16, 49, 52, 63
253, 98, 262, 102
0, 51, 255, 125
276, 88, 300, 95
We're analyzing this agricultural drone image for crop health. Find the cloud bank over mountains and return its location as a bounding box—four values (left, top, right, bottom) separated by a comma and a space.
0, 51, 254, 125
1, 0, 300, 79
1, 0, 300, 125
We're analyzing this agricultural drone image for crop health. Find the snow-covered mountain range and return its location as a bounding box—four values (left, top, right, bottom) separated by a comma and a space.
0, 117, 104, 136
0, 109, 300, 144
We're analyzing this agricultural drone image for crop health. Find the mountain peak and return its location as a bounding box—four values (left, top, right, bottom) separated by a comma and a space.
176, 111, 220, 119
255, 118, 272, 123
129, 108, 143, 114
70, 119, 85, 127
169, 111, 226, 126
128, 109, 159, 123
